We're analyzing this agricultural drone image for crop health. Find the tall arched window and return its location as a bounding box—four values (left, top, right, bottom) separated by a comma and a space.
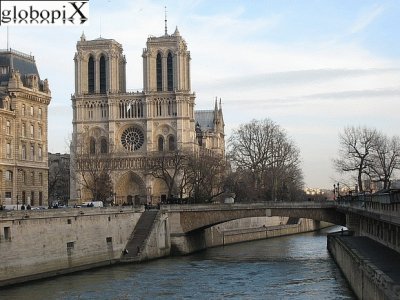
89, 137, 96, 154
168, 136, 175, 151
88, 56, 95, 93
100, 138, 108, 154
158, 136, 164, 151
100, 55, 106, 93
156, 53, 162, 91
167, 52, 173, 91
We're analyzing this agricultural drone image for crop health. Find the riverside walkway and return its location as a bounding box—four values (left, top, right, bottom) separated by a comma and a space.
328, 234, 400, 299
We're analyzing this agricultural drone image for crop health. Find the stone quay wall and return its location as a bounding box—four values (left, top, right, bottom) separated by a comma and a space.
0, 208, 142, 287
205, 217, 330, 247
327, 235, 398, 300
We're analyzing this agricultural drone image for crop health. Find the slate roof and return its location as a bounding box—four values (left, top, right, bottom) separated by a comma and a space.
0, 49, 40, 84
195, 110, 215, 131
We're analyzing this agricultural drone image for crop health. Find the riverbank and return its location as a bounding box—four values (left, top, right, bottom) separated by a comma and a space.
328, 232, 400, 299
0, 208, 332, 287
205, 217, 332, 247
0, 227, 354, 299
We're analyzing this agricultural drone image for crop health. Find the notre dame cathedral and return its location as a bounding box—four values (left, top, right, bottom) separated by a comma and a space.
70, 25, 225, 205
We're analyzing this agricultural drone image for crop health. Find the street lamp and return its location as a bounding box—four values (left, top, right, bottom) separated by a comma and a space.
333, 184, 336, 201
16, 168, 23, 210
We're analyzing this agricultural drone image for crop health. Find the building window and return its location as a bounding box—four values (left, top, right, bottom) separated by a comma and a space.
156, 100, 162, 116
30, 106, 34, 116
31, 191, 34, 205
88, 56, 95, 93
4, 227, 11, 240
5, 191, 12, 199
5, 170, 12, 181
22, 104, 25, 116
39, 173, 43, 185
38, 108, 42, 119
167, 52, 173, 91
120, 127, 145, 151
38, 146, 42, 161
6, 120, 11, 134
168, 136, 175, 151
31, 172, 35, 185
6, 143, 11, 158
30, 145, 35, 160
22, 123, 26, 137
100, 55, 106, 93
22, 171, 26, 184
38, 126, 42, 139
0, 66, 8, 75
89, 137, 96, 154
156, 53, 162, 91
39, 191, 43, 206
22, 191, 26, 204
30, 124, 34, 138
158, 136, 164, 151
100, 139, 108, 154
22, 144, 26, 160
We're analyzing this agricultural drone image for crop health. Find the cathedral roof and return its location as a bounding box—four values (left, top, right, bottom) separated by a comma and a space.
195, 110, 215, 131
0, 49, 40, 83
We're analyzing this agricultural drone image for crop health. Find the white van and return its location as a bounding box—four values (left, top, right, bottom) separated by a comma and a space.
82, 201, 103, 208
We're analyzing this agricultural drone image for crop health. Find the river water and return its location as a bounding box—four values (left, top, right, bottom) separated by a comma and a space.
1, 226, 355, 299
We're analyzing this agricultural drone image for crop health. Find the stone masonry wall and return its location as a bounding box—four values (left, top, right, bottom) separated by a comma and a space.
0, 208, 141, 286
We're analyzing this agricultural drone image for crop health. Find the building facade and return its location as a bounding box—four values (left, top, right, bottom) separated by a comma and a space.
70, 27, 224, 204
0, 49, 51, 207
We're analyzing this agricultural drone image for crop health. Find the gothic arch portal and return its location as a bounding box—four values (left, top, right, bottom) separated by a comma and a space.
115, 171, 146, 205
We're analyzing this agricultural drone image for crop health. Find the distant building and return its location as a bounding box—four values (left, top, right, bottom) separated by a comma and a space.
0, 49, 51, 207
70, 26, 225, 204
48, 153, 70, 205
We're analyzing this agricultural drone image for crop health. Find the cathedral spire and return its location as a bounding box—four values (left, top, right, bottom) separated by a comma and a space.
164, 6, 168, 36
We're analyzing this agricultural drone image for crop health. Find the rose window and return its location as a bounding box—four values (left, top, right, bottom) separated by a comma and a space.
121, 127, 144, 151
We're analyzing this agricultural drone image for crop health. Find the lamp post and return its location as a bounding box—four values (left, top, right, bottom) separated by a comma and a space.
16, 168, 23, 210
333, 184, 336, 201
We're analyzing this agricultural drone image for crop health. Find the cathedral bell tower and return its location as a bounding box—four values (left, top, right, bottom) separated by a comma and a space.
74, 33, 126, 95
142, 27, 191, 93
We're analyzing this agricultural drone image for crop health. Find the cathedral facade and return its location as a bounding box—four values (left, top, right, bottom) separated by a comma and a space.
70, 27, 224, 205
0, 49, 51, 208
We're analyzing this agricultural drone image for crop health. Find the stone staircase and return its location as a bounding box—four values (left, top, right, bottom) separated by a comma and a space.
120, 210, 159, 262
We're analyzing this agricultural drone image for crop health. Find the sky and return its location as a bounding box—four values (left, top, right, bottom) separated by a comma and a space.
1, 0, 400, 189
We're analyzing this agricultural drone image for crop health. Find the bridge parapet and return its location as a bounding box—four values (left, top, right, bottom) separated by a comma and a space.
337, 200, 400, 226
165, 201, 344, 234
162, 201, 338, 212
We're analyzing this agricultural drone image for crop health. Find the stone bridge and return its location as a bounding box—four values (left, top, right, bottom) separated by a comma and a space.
163, 201, 346, 234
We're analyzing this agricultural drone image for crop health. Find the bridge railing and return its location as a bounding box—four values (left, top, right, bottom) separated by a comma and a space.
161, 201, 338, 212
337, 194, 400, 218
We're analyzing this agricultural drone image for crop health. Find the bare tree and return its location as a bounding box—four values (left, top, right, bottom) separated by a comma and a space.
185, 149, 226, 203
48, 156, 70, 204
368, 135, 400, 189
146, 150, 188, 200
146, 149, 226, 203
228, 118, 303, 201
71, 130, 113, 204
334, 126, 378, 192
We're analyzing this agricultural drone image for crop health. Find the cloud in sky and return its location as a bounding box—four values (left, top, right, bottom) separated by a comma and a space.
1, 0, 399, 189
350, 4, 385, 34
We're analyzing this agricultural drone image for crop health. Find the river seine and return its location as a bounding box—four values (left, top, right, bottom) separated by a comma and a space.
2, 226, 355, 299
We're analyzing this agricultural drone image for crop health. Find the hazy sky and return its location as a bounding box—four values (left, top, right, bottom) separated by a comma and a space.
1, 0, 400, 189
